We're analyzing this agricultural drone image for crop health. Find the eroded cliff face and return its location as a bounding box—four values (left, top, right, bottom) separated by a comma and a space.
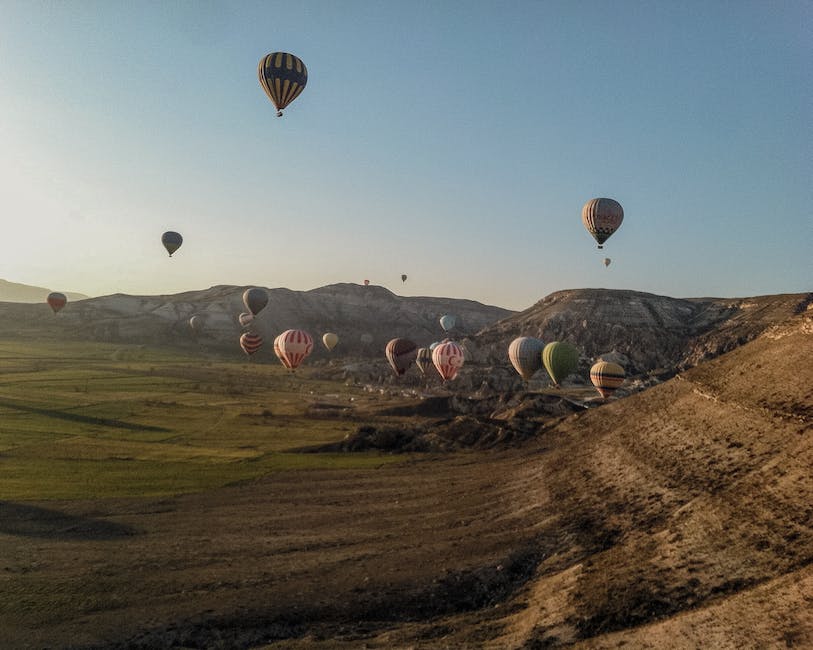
469, 289, 812, 375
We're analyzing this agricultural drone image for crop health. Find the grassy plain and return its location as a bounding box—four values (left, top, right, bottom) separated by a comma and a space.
0, 339, 401, 501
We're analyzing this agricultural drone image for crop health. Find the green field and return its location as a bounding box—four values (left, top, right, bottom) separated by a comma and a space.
0, 339, 401, 500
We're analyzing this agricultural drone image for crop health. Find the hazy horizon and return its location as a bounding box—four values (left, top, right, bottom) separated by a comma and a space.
1, 2, 810, 311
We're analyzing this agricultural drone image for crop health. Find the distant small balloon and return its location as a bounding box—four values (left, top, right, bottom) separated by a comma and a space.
238, 312, 254, 327
240, 332, 263, 357
508, 337, 544, 381
322, 332, 339, 351
385, 338, 417, 376
276, 329, 314, 370
46, 292, 67, 314
590, 360, 625, 399
161, 231, 183, 257
258, 52, 308, 117
189, 315, 203, 333
273, 334, 290, 369
364, 279, 370, 286
432, 341, 464, 381
242, 288, 268, 316
542, 342, 580, 387
439, 314, 456, 332
415, 347, 433, 375
401, 274, 407, 283
582, 198, 623, 249
604, 258, 612, 267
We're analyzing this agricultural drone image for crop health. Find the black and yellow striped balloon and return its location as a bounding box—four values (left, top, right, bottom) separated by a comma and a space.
258, 52, 307, 116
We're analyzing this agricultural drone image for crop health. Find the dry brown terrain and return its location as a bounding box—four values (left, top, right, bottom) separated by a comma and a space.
1, 312, 810, 648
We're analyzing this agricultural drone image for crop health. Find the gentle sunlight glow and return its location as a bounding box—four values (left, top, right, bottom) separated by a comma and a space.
0, 2, 810, 310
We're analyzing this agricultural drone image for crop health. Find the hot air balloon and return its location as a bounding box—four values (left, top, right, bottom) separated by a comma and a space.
590, 361, 625, 399
385, 338, 417, 376
415, 347, 433, 375
439, 314, 456, 332
242, 287, 268, 316
508, 337, 545, 381
276, 329, 313, 370
582, 198, 623, 249
272, 334, 291, 369
363, 279, 370, 286
604, 258, 612, 267
432, 341, 464, 381
542, 342, 580, 387
322, 332, 339, 351
189, 315, 203, 333
238, 312, 254, 327
161, 231, 183, 257
258, 52, 307, 117
46, 292, 67, 314
401, 274, 407, 283
240, 332, 263, 357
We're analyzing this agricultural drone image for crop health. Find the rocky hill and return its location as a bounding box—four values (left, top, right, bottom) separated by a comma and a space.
465, 288, 812, 378
0, 278, 89, 303
0, 283, 513, 357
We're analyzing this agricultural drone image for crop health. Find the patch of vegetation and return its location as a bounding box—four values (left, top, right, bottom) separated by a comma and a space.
0, 340, 405, 500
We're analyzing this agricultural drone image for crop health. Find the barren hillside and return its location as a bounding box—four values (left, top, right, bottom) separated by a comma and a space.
0, 283, 512, 357
470, 289, 811, 374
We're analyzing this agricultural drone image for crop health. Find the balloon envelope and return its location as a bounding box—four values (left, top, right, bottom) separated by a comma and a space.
238, 312, 254, 327
590, 361, 625, 398
363, 279, 370, 286
322, 332, 339, 351
385, 338, 417, 376
604, 258, 612, 267
276, 329, 314, 369
189, 315, 203, 332
432, 341, 464, 381
273, 334, 290, 368
242, 288, 268, 316
46, 292, 67, 314
415, 347, 433, 375
258, 52, 307, 116
401, 274, 407, 283
582, 198, 623, 249
161, 231, 183, 256
508, 337, 545, 381
439, 314, 456, 332
542, 342, 580, 386
240, 332, 263, 356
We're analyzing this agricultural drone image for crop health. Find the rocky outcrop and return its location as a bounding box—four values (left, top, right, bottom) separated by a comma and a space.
471, 289, 811, 376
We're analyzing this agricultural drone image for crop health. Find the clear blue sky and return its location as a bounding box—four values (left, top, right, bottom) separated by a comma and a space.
0, 1, 809, 310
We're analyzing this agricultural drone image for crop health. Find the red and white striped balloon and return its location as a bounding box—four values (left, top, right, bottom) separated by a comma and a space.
276, 329, 314, 370
238, 312, 254, 327
239, 332, 263, 357
432, 341, 464, 381
272, 334, 290, 369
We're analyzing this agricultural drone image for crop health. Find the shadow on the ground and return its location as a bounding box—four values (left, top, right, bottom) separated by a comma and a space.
0, 397, 168, 432
0, 502, 139, 540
